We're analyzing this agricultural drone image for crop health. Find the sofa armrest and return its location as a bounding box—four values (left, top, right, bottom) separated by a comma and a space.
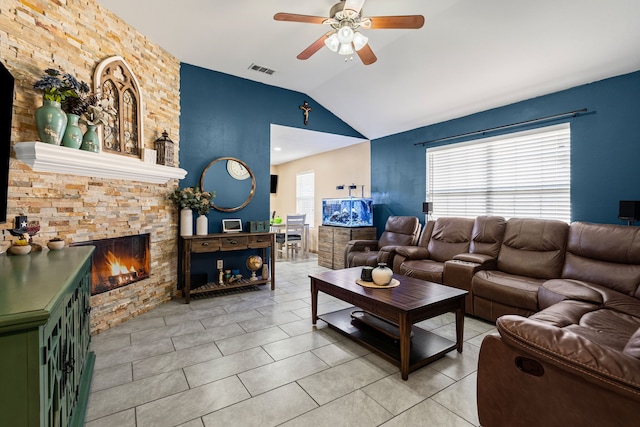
347, 240, 378, 252
377, 245, 400, 265
497, 315, 640, 391
442, 259, 487, 315
395, 246, 429, 260
453, 253, 496, 267
344, 239, 379, 254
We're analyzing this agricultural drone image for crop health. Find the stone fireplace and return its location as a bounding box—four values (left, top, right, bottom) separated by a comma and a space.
73, 234, 150, 296
3, 0, 184, 335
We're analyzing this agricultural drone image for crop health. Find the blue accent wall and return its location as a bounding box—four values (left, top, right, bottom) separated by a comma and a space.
371, 70, 640, 232
180, 63, 363, 231
179, 63, 364, 279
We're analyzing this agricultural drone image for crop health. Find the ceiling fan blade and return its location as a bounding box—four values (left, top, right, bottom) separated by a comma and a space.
297, 31, 334, 60
274, 13, 327, 25
368, 15, 425, 29
356, 44, 377, 65
344, 0, 365, 14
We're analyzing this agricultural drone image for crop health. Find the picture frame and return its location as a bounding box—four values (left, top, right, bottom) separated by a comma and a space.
222, 218, 242, 233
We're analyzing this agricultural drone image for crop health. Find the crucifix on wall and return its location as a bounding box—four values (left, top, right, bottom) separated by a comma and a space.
299, 101, 312, 125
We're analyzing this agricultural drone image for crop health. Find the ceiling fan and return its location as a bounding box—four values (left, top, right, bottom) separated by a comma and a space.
274, 0, 424, 65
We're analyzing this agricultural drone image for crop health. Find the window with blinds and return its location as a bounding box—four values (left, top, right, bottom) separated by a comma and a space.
426, 123, 571, 222
296, 171, 315, 227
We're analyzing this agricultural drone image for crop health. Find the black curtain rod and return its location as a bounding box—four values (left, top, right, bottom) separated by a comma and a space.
414, 108, 588, 147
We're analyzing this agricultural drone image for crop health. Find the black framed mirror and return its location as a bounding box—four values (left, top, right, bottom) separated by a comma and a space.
200, 156, 256, 213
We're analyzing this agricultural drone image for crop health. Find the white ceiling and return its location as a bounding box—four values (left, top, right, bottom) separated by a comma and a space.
97, 0, 640, 164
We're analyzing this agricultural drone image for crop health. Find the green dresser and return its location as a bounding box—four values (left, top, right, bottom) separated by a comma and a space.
0, 246, 95, 426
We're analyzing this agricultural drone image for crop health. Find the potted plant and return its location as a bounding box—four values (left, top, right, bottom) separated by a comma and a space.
169, 186, 215, 236
33, 68, 89, 145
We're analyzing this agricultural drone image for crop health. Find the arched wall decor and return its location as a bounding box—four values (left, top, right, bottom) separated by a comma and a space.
93, 56, 144, 158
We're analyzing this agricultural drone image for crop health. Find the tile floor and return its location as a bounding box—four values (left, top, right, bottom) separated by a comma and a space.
85, 255, 497, 427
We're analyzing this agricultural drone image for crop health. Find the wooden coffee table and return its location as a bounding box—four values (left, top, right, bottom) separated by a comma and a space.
310, 267, 468, 380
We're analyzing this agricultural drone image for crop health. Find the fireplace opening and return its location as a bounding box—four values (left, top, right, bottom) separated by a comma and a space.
72, 234, 150, 295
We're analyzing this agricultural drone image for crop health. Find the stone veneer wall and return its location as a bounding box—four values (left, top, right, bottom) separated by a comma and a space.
1, 0, 182, 334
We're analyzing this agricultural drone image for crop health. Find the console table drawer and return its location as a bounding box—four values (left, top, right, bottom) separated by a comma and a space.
248, 234, 271, 248
192, 238, 221, 252
220, 235, 248, 250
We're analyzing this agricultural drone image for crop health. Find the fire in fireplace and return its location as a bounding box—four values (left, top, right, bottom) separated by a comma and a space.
72, 234, 150, 295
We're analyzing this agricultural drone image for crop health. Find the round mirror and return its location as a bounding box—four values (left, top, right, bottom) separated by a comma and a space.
200, 157, 256, 213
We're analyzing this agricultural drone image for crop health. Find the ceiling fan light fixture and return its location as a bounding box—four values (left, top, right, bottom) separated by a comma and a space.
353, 31, 368, 51
338, 42, 354, 55
337, 26, 355, 44
324, 33, 340, 52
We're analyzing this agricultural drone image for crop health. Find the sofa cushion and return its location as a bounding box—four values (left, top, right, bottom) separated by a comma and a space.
400, 259, 444, 283
497, 218, 568, 279
563, 222, 640, 297
427, 217, 474, 262
473, 270, 543, 312
378, 216, 421, 247
530, 300, 640, 352
469, 215, 506, 257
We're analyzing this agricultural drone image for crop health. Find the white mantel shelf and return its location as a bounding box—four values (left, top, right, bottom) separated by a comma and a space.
14, 142, 187, 184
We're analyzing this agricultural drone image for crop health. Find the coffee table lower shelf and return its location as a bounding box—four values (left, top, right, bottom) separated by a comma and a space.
319, 307, 457, 374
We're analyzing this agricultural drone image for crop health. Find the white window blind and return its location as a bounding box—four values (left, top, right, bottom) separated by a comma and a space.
296, 171, 315, 227
426, 124, 570, 222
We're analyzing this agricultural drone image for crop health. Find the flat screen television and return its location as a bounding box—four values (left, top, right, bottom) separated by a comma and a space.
0, 61, 14, 224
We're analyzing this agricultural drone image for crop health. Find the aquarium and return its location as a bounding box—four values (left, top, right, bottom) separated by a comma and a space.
322, 197, 373, 227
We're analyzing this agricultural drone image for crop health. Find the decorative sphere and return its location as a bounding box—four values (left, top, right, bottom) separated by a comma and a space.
246, 255, 263, 272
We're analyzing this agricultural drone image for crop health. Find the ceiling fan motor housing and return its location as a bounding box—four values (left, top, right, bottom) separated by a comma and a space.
330, 1, 362, 21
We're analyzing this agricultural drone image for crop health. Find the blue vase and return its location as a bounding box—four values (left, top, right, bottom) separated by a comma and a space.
81, 125, 100, 152
61, 114, 83, 149
35, 100, 67, 145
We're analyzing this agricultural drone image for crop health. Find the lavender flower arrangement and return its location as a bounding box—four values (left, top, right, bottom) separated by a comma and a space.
33, 68, 89, 104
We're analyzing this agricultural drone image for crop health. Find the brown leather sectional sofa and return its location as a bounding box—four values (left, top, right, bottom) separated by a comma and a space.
365, 216, 640, 426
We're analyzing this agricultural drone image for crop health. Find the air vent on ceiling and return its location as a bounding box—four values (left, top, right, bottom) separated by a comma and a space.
248, 63, 276, 75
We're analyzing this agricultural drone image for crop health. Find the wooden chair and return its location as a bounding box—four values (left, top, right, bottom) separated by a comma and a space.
275, 214, 306, 259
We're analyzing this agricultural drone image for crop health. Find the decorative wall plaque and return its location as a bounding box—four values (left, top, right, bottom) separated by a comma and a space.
93, 56, 143, 158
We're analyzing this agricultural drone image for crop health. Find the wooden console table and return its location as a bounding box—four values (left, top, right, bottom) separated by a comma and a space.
180, 232, 275, 303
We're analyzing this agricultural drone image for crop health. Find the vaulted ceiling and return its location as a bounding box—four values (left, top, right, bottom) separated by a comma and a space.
98, 0, 640, 159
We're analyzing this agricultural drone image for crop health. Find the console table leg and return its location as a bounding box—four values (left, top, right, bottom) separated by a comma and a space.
399, 313, 411, 380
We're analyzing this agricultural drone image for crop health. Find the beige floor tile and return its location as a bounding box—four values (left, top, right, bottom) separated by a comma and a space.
432, 372, 480, 426
263, 330, 336, 360
184, 346, 274, 388
238, 351, 329, 396
280, 390, 393, 427
135, 376, 250, 427
201, 383, 318, 427
380, 398, 475, 427
297, 358, 388, 405
362, 366, 455, 415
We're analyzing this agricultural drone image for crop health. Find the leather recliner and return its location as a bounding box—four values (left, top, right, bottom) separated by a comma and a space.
472, 218, 569, 321
394, 217, 475, 283
344, 216, 421, 268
